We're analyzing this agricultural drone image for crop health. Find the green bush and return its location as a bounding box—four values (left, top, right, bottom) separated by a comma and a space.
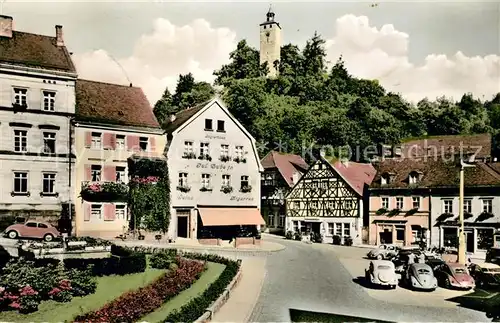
0, 215, 16, 232
67, 266, 97, 296
294, 232, 302, 241
150, 249, 177, 269
164, 256, 240, 322
285, 231, 293, 240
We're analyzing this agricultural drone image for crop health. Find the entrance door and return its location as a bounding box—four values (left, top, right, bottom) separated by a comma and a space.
177, 217, 189, 238
466, 231, 475, 253
380, 229, 393, 244
311, 222, 321, 234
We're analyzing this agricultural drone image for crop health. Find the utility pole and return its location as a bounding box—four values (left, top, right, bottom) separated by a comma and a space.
458, 159, 476, 264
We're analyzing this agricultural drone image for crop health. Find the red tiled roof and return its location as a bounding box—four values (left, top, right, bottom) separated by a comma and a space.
487, 162, 500, 175
261, 151, 309, 187
75, 79, 160, 129
400, 134, 491, 159
332, 161, 376, 196
370, 158, 500, 189
0, 31, 76, 72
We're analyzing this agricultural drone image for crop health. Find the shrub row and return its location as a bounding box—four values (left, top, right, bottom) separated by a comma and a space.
150, 249, 178, 269
0, 258, 97, 313
164, 256, 241, 322
73, 257, 206, 323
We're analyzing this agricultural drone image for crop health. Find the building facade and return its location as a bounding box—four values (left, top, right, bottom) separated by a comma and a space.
368, 159, 432, 247
260, 151, 308, 234
286, 155, 375, 245
164, 98, 264, 240
74, 80, 165, 238
429, 162, 500, 259
259, 7, 281, 77
0, 15, 77, 223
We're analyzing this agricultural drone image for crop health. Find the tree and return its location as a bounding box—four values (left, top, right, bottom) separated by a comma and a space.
301, 32, 327, 76
214, 40, 261, 86
153, 87, 174, 126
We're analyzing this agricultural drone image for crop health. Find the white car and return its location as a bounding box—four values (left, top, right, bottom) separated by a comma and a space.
367, 244, 398, 260
365, 260, 398, 289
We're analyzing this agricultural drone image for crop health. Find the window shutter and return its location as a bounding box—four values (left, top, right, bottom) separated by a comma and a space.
104, 203, 115, 221
103, 133, 113, 149
85, 131, 92, 148
150, 137, 156, 153
84, 165, 91, 181
127, 136, 138, 150
104, 166, 116, 182
110, 134, 117, 149
84, 203, 91, 221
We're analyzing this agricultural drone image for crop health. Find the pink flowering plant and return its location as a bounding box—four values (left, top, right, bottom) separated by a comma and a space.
80, 181, 128, 202
48, 279, 73, 303
131, 176, 159, 185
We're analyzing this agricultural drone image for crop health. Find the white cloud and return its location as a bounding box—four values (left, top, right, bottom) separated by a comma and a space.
73, 14, 499, 105
72, 18, 237, 105
325, 14, 500, 102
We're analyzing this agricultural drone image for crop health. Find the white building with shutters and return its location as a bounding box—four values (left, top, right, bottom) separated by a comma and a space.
73, 79, 164, 238
0, 16, 77, 224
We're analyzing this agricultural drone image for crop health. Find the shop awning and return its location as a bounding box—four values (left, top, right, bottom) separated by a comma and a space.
198, 208, 265, 226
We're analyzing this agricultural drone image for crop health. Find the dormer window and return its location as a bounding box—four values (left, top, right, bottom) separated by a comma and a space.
381, 174, 390, 185
408, 171, 422, 184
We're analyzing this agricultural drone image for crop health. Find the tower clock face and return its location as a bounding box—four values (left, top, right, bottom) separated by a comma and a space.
265, 31, 270, 37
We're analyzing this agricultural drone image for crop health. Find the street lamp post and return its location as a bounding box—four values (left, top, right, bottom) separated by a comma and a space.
458, 159, 476, 264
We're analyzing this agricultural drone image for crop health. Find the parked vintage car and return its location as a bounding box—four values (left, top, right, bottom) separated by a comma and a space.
4, 221, 60, 242
469, 262, 500, 289
367, 244, 399, 260
365, 260, 398, 289
434, 263, 475, 290
426, 258, 446, 271
403, 263, 438, 291
486, 247, 500, 265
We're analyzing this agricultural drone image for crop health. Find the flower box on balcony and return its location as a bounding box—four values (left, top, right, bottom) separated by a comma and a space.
233, 157, 247, 163
221, 185, 233, 194
476, 211, 494, 222
198, 154, 212, 161
220, 155, 231, 162
80, 181, 128, 202
200, 186, 213, 192
240, 185, 252, 193
177, 185, 191, 193
182, 152, 197, 159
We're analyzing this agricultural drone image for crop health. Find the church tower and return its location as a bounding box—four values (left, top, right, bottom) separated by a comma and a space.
259, 6, 281, 77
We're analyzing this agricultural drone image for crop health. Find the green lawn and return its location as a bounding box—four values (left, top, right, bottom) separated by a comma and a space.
447, 288, 500, 313
141, 262, 226, 323
289, 309, 394, 323
0, 267, 165, 322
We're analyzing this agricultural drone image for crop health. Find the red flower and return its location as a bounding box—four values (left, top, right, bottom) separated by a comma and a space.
9, 302, 20, 309
19, 286, 38, 296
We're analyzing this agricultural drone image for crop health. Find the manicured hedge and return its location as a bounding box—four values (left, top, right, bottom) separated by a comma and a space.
164, 253, 241, 323
73, 257, 206, 323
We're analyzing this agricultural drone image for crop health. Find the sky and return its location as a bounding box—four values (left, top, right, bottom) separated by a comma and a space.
3, 1, 499, 105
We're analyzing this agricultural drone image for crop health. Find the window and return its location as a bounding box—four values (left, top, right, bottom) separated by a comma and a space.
328, 223, 334, 235
116, 167, 126, 183
220, 144, 229, 157
293, 201, 300, 209
91, 165, 102, 182
335, 223, 342, 236
178, 172, 188, 186
483, 199, 493, 213
412, 196, 420, 210
200, 142, 209, 155
279, 215, 285, 228
343, 223, 351, 236
184, 141, 194, 154
381, 175, 388, 185
217, 120, 225, 132
443, 227, 458, 247
205, 119, 213, 130
13, 88, 27, 106
42, 91, 55, 111
13, 172, 28, 193
443, 199, 453, 214
235, 146, 243, 158
38, 223, 48, 228
43, 132, 56, 154
42, 173, 55, 194
91, 132, 102, 149
240, 175, 249, 189
382, 197, 389, 209
293, 221, 298, 232
268, 214, 275, 227
222, 174, 230, 186
14, 130, 27, 152
345, 199, 353, 209
396, 197, 403, 210
201, 174, 211, 188
477, 228, 494, 250
396, 226, 405, 241
464, 199, 472, 213
311, 201, 318, 209
139, 137, 148, 151
25, 222, 37, 228
116, 135, 126, 150
116, 205, 126, 220
91, 204, 102, 219
409, 173, 418, 184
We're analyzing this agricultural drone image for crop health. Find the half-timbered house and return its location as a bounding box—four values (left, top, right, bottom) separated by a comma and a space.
260, 151, 309, 234
285, 154, 375, 244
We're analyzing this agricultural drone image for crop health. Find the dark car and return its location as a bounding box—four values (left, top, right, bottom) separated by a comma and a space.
469, 262, 500, 289
486, 248, 500, 265
426, 258, 446, 271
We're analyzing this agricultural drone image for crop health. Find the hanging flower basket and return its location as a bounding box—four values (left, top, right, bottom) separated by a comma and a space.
220, 155, 231, 162
476, 211, 494, 222
80, 182, 128, 202
376, 208, 387, 215
405, 208, 418, 217
436, 212, 454, 222
182, 152, 196, 159
240, 185, 252, 193
221, 186, 233, 194
176, 185, 191, 193
233, 157, 247, 163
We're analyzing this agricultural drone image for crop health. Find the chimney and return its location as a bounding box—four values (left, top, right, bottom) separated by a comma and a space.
169, 114, 176, 122
0, 15, 13, 38
55, 25, 64, 46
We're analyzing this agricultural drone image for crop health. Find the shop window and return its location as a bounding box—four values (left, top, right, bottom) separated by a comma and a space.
477, 228, 494, 250
396, 226, 405, 241
443, 227, 458, 247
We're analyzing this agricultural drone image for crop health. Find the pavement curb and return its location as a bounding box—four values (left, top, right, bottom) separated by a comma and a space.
243, 260, 267, 323
195, 260, 243, 323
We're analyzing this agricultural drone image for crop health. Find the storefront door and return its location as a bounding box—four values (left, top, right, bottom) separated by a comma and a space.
466, 230, 475, 253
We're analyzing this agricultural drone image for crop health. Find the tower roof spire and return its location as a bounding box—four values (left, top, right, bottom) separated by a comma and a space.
266, 4, 275, 22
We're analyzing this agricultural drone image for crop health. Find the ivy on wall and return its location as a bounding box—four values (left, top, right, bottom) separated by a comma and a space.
128, 156, 170, 233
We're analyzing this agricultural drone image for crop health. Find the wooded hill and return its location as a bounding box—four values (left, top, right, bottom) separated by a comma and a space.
153, 33, 500, 160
